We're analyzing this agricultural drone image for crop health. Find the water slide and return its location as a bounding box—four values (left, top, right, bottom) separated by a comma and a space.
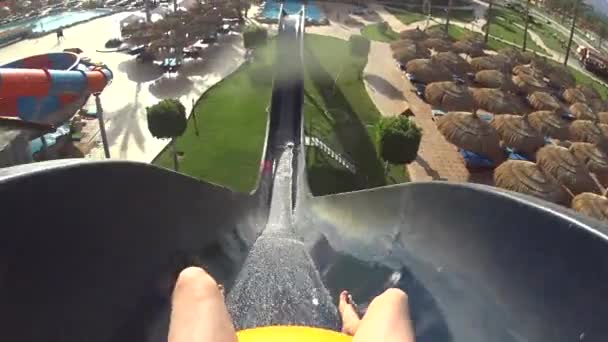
0, 52, 112, 125
0, 6, 607, 342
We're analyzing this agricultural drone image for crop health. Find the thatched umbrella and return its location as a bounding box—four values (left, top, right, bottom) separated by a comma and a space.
512, 64, 543, 79
419, 38, 452, 52
598, 112, 608, 124
393, 45, 430, 64
528, 91, 561, 111
425, 82, 475, 111
589, 98, 606, 113
400, 28, 427, 41
577, 84, 601, 101
512, 74, 547, 94
572, 192, 608, 221
569, 142, 608, 177
569, 120, 608, 148
390, 39, 415, 51
474, 70, 514, 91
570, 102, 597, 121
437, 111, 504, 162
470, 55, 510, 73
405, 59, 452, 83
494, 160, 567, 204
530, 56, 552, 75
498, 47, 531, 66
562, 88, 587, 105
545, 65, 575, 89
471, 88, 528, 115
527, 110, 570, 140
431, 52, 471, 75
452, 40, 485, 57
536, 145, 596, 195
491, 113, 545, 156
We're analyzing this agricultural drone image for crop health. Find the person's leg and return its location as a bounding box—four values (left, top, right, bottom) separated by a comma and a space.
168, 267, 237, 342
339, 288, 415, 342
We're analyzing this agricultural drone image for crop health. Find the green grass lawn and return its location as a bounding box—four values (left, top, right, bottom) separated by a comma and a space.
530, 17, 569, 54
430, 24, 512, 50
361, 23, 399, 42
153, 41, 275, 192
570, 67, 608, 99
303, 34, 408, 195
154, 34, 410, 194
386, 6, 426, 25
488, 7, 546, 54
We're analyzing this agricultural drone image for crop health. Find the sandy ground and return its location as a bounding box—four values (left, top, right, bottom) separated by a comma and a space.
0, 12, 245, 162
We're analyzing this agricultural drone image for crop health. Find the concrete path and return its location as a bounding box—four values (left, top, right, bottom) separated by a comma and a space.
363, 41, 410, 117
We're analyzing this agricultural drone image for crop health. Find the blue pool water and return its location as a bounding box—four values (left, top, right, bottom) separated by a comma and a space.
262, 1, 324, 21
0, 10, 110, 35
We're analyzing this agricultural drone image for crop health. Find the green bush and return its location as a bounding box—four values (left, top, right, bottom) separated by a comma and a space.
376, 116, 422, 165
378, 21, 389, 34
243, 26, 268, 49
349, 35, 370, 57
105, 38, 122, 48
146, 99, 187, 139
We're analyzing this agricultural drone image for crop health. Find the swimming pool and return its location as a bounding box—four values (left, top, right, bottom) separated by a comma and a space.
262, 1, 324, 21
0, 9, 111, 35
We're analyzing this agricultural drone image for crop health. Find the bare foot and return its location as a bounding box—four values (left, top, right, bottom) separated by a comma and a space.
339, 290, 361, 336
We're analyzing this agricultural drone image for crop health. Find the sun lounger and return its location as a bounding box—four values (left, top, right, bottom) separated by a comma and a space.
459, 149, 496, 169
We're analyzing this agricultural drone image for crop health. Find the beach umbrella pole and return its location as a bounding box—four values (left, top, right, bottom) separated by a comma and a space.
95, 94, 111, 159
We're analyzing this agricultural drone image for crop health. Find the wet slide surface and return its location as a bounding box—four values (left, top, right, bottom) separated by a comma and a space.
1, 6, 608, 342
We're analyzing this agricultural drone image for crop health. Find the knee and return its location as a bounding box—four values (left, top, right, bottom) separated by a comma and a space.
369, 288, 409, 308
174, 267, 219, 300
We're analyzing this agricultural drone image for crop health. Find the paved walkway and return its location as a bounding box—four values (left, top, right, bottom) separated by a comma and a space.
364, 42, 410, 117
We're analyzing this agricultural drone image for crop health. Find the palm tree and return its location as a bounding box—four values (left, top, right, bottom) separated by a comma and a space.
564, 0, 581, 65
444, 0, 453, 35
484, 0, 493, 43
522, 0, 531, 51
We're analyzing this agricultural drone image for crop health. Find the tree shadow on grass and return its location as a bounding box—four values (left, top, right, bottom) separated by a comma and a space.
304, 44, 385, 190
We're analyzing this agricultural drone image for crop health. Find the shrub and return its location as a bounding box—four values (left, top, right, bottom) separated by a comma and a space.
105, 38, 122, 48
377, 116, 422, 165
243, 26, 268, 49
349, 35, 370, 57
146, 99, 187, 139
378, 21, 389, 34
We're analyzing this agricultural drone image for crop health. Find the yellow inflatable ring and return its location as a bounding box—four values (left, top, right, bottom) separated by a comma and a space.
237, 326, 352, 342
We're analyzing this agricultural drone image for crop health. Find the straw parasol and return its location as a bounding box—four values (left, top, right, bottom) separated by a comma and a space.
589, 98, 606, 113
470, 55, 510, 73
527, 110, 570, 140
568, 120, 608, 148
528, 91, 561, 111
474, 70, 514, 91
494, 160, 567, 204
405, 59, 452, 83
452, 40, 485, 57
598, 112, 608, 124
431, 52, 471, 75
390, 39, 415, 51
425, 82, 475, 111
562, 88, 587, 105
437, 111, 504, 162
569, 102, 597, 121
393, 45, 430, 64
576, 84, 601, 101
512, 74, 547, 94
470, 88, 528, 115
545, 65, 575, 89
399, 28, 427, 41
512, 64, 543, 79
491, 113, 545, 156
572, 192, 608, 221
530, 56, 552, 75
536, 145, 596, 195
569, 142, 608, 177
498, 47, 531, 66
419, 38, 452, 52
